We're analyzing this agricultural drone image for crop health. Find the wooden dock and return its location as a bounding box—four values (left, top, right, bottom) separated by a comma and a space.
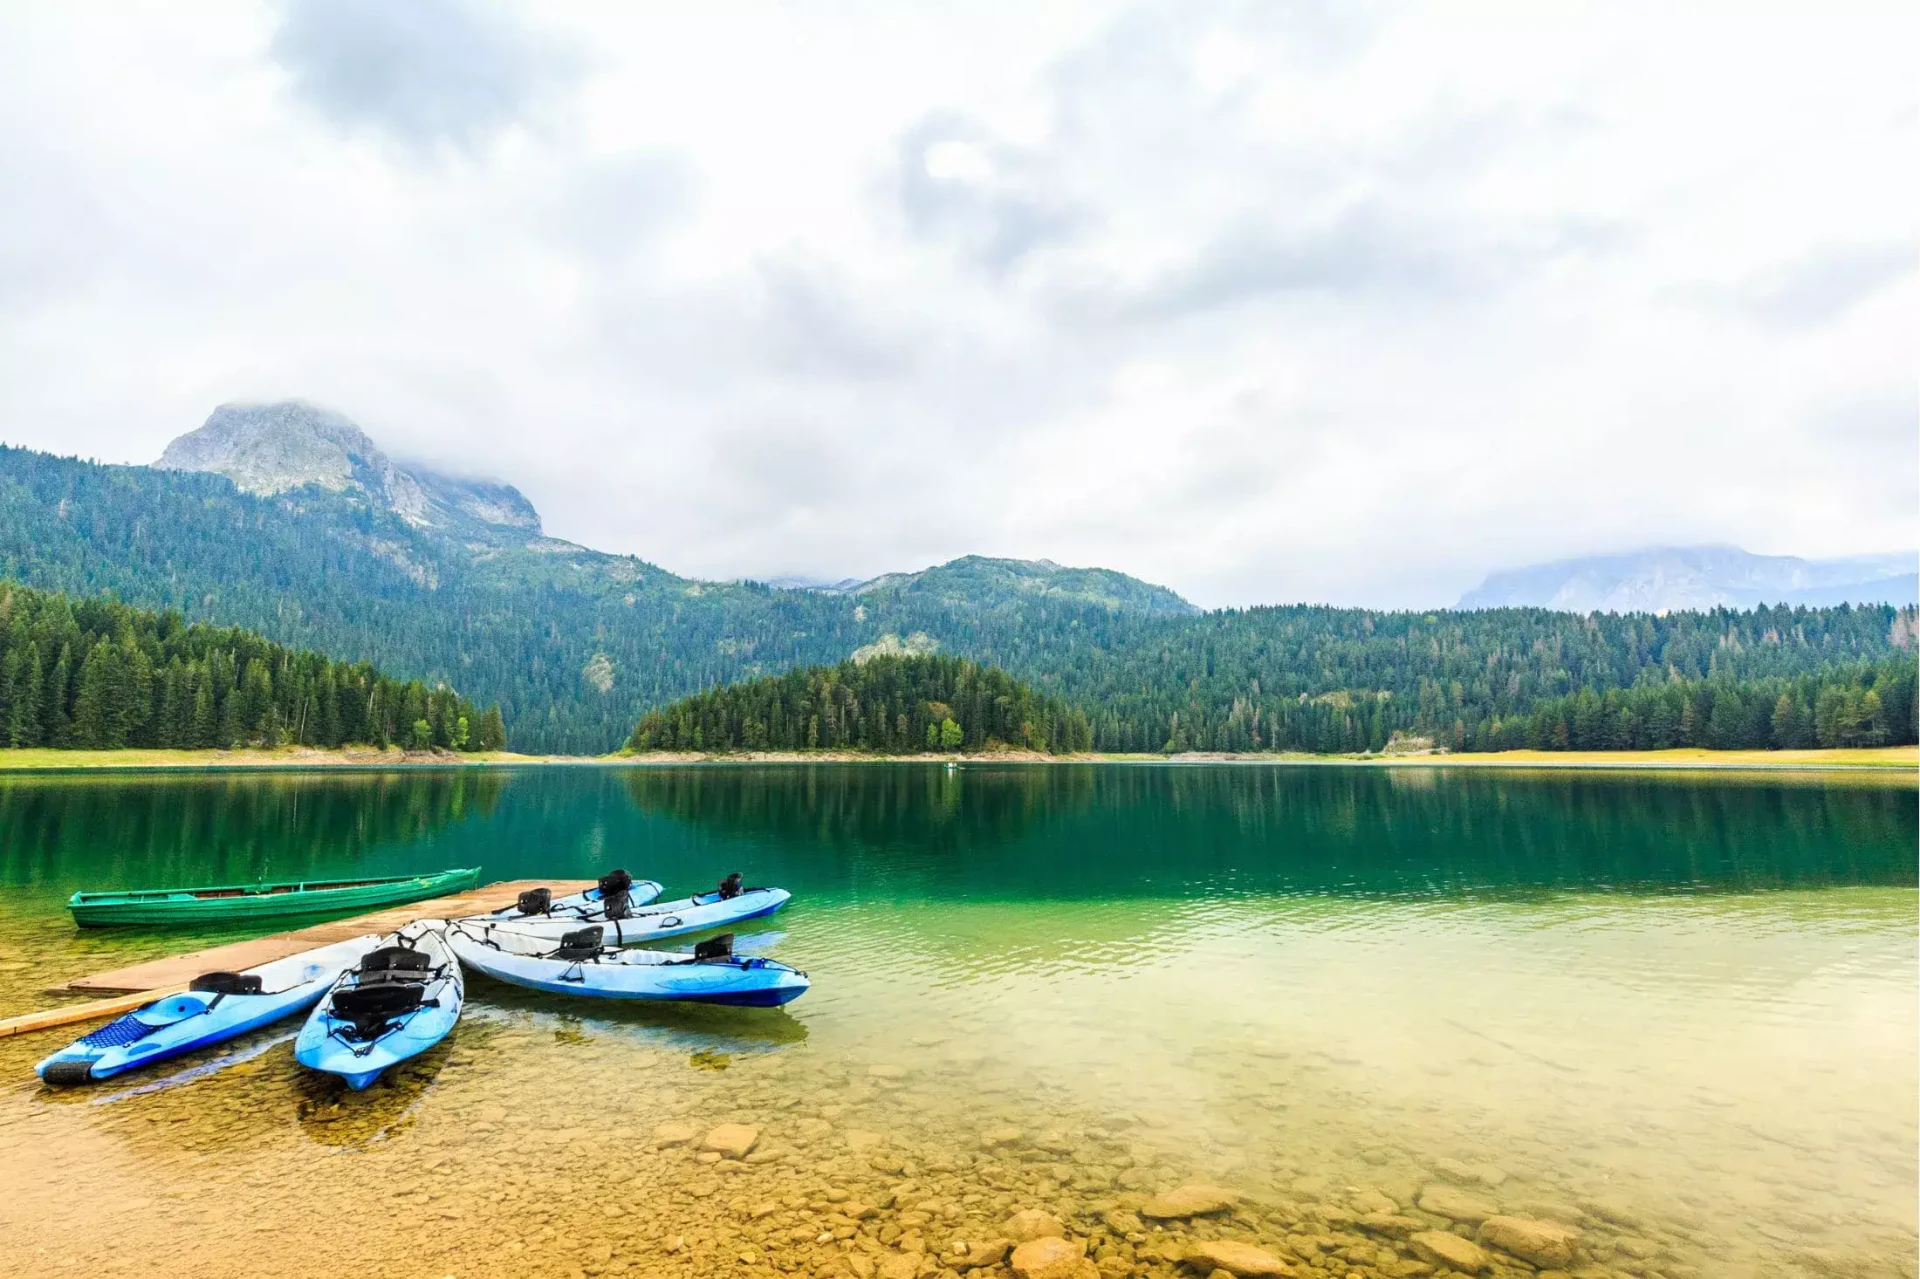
66, 878, 595, 993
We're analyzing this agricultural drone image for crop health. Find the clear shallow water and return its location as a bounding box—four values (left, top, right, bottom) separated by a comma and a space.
0, 764, 1913, 1279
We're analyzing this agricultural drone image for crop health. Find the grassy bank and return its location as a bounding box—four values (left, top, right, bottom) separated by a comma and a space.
0, 746, 548, 770
1369, 746, 1917, 769
0, 744, 1911, 772
617, 745, 1917, 770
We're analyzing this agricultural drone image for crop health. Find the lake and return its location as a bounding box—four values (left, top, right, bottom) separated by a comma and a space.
0, 764, 1913, 1279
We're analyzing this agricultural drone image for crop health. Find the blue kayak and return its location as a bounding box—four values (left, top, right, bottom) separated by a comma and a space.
36, 936, 382, 1086
480, 869, 664, 921
458, 883, 791, 950
294, 923, 462, 1090
447, 923, 809, 1007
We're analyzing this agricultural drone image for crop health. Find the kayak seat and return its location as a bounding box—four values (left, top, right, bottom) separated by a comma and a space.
516, 887, 552, 916
553, 926, 605, 961
190, 971, 264, 995
359, 946, 432, 975
692, 934, 735, 962
597, 869, 635, 919
332, 977, 427, 1039
716, 872, 744, 900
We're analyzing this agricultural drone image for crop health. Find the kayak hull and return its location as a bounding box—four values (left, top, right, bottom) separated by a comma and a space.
481, 879, 664, 921
295, 924, 463, 1090
35, 936, 383, 1084
69, 868, 483, 928
447, 926, 809, 1006
460, 887, 791, 948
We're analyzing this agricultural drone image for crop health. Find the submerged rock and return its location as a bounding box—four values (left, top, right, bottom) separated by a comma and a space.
1011, 1237, 1095, 1279
1348, 1189, 1398, 1216
1433, 1158, 1508, 1188
957, 1239, 1012, 1270
1416, 1184, 1499, 1224
876, 1251, 921, 1279
1005, 1210, 1066, 1242
652, 1121, 696, 1148
703, 1124, 761, 1159
1408, 1230, 1490, 1273
1181, 1240, 1294, 1277
1141, 1185, 1239, 1220
1478, 1215, 1580, 1268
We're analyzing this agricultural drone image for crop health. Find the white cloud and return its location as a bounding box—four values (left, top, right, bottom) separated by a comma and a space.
0, 0, 1911, 609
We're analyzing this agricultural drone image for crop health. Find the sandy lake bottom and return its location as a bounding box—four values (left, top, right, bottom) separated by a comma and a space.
0, 765, 1913, 1279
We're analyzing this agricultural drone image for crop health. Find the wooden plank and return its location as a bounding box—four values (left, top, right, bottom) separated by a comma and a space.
65, 879, 594, 994
0, 987, 188, 1039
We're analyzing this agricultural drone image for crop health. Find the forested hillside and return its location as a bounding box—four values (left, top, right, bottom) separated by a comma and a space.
627, 655, 1092, 755
0, 443, 1191, 751
2, 437, 1913, 755
996, 603, 1919, 753
1511, 659, 1913, 752
0, 582, 501, 751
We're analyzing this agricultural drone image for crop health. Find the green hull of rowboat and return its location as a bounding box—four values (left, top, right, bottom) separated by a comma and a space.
67, 867, 483, 928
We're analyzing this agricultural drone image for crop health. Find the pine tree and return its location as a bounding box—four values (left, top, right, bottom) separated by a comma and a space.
125, 643, 154, 745
44, 643, 72, 747
9, 643, 42, 747
190, 670, 218, 748
73, 643, 116, 748
0, 648, 14, 735
217, 682, 244, 748
159, 660, 189, 748
475, 705, 507, 752
1770, 694, 1797, 750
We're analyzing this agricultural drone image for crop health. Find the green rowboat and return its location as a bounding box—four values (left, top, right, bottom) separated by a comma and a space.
67, 867, 483, 928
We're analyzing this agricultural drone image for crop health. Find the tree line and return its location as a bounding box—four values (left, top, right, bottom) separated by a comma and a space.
626, 654, 1094, 755
2, 444, 1914, 754
0, 583, 505, 752
1485, 658, 1915, 752
1035, 603, 1919, 754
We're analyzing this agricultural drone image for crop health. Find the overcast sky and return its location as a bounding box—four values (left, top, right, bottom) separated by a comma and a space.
0, 2, 1912, 608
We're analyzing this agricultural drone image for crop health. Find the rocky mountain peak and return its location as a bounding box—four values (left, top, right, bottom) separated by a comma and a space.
155, 401, 540, 536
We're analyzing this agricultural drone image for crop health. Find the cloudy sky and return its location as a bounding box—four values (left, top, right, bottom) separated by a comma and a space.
0, 2, 1912, 608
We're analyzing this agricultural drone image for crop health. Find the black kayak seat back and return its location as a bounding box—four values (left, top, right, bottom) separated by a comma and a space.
716, 872, 744, 900
601, 890, 632, 921
332, 979, 426, 1036
597, 869, 633, 898
190, 971, 264, 995
516, 887, 552, 916
553, 925, 605, 961
692, 933, 735, 962
360, 946, 431, 975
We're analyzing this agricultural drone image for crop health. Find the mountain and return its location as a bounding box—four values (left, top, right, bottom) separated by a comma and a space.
835, 556, 1197, 617
0, 401, 1910, 754
157, 401, 542, 541
1458, 546, 1919, 613
0, 402, 1197, 751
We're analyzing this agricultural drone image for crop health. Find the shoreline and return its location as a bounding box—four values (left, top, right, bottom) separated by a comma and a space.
0, 744, 1910, 773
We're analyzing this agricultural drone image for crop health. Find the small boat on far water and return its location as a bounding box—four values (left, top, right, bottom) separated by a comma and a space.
67, 868, 483, 928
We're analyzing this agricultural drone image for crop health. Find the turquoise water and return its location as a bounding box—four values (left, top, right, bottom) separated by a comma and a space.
0, 764, 1913, 1279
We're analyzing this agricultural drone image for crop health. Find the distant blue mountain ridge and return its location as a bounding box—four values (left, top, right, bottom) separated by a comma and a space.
1457, 545, 1918, 614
